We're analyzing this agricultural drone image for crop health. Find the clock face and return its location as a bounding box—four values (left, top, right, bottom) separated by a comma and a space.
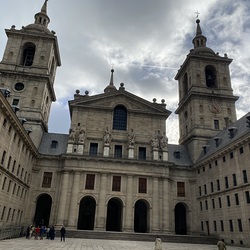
209, 102, 221, 114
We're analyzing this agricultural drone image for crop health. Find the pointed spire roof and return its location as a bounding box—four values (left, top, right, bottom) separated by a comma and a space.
34, 0, 50, 28
104, 69, 117, 93
191, 19, 215, 55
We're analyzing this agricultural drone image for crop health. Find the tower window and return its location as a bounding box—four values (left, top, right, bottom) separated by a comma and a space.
214, 120, 219, 129
112, 105, 127, 130
22, 43, 36, 66
12, 99, 19, 106
14, 82, 24, 91
205, 65, 216, 88
42, 172, 53, 188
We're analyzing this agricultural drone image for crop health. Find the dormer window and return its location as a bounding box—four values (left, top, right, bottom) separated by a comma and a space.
214, 137, 222, 147
173, 151, 181, 159
246, 115, 250, 128
51, 140, 58, 149
202, 145, 209, 154
228, 127, 237, 139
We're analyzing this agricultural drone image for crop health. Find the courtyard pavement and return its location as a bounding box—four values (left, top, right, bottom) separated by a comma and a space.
0, 237, 249, 250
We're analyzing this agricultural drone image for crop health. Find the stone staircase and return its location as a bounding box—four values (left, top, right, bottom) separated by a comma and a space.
65, 230, 218, 245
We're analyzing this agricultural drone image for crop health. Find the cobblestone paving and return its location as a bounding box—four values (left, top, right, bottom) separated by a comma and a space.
0, 237, 248, 250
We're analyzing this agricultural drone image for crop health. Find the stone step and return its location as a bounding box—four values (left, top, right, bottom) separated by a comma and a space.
64, 230, 218, 245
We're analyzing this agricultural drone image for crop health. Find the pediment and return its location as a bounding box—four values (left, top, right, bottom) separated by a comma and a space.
69, 90, 171, 117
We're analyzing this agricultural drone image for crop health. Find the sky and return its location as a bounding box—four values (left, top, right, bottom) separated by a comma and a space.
0, 0, 249, 144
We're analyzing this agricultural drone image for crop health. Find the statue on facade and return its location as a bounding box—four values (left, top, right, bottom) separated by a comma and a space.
128, 128, 135, 146
68, 128, 76, 142
78, 126, 86, 144
150, 130, 160, 149
160, 132, 168, 151
104, 127, 111, 145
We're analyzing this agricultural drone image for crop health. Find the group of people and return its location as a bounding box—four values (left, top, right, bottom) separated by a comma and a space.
25, 225, 66, 241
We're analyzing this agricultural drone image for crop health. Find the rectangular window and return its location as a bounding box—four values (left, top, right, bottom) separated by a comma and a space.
230, 152, 234, 159
1, 206, 6, 220
204, 184, 207, 195
12, 160, 16, 173
210, 182, 214, 193
1, 150, 6, 165
112, 176, 121, 192
205, 200, 208, 210
2, 177, 7, 190
215, 160, 218, 166
245, 191, 250, 204
177, 182, 185, 197
233, 174, 237, 186
201, 221, 204, 231
243, 170, 248, 183
200, 201, 202, 211
214, 120, 219, 129
238, 219, 243, 232
217, 179, 220, 191
225, 176, 229, 189
138, 147, 146, 160
89, 143, 98, 156
138, 178, 147, 193
218, 197, 222, 208
239, 147, 244, 154
199, 186, 202, 196
7, 156, 12, 170
227, 195, 231, 207
213, 221, 217, 231
85, 174, 95, 190
212, 199, 215, 209
11, 209, 15, 222
235, 193, 239, 205
114, 145, 122, 158
42, 172, 53, 188
223, 156, 226, 162
220, 220, 224, 231
12, 99, 19, 106
7, 208, 11, 221
7, 180, 11, 192
229, 220, 234, 232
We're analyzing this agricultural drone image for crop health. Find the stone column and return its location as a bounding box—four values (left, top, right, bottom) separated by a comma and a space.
152, 177, 159, 232
124, 175, 133, 231
67, 172, 81, 228
162, 177, 170, 232
56, 171, 70, 226
95, 173, 107, 230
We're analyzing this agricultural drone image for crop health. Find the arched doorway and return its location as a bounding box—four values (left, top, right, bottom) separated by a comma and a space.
174, 202, 187, 235
106, 198, 122, 231
77, 196, 96, 230
134, 199, 148, 233
34, 194, 52, 227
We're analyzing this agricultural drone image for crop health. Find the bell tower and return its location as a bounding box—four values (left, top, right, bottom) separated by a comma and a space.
175, 19, 238, 163
0, 0, 61, 147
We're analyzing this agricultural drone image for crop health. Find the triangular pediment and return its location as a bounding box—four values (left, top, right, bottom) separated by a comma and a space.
69, 90, 171, 117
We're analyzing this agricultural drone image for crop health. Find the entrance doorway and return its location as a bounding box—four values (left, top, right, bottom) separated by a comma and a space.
106, 198, 122, 231
34, 194, 52, 227
134, 199, 148, 233
77, 196, 96, 230
174, 202, 187, 235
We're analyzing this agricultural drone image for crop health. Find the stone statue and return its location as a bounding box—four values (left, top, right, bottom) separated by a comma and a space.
104, 127, 111, 144
68, 128, 76, 142
150, 131, 160, 149
78, 126, 86, 143
160, 132, 168, 151
128, 129, 135, 146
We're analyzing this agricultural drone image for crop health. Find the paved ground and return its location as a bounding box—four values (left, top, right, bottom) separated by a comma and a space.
0, 237, 248, 250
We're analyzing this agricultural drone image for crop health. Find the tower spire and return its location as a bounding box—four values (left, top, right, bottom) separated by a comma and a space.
192, 19, 207, 49
34, 0, 50, 28
104, 68, 117, 93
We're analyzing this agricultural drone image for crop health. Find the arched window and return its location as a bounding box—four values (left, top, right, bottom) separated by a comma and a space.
113, 105, 127, 130
205, 65, 217, 88
22, 43, 36, 66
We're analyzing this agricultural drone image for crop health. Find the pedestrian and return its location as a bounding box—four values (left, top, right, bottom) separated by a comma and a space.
40, 226, 46, 240
49, 225, 55, 240
46, 226, 50, 239
25, 225, 30, 239
155, 236, 162, 250
34, 226, 40, 240
60, 225, 66, 241
217, 239, 227, 250
29, 225, 34, 239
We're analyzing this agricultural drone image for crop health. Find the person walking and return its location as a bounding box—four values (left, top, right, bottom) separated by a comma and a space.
155, 236, 162, 250
217, 239, 227, 250
60, 225, 66, 241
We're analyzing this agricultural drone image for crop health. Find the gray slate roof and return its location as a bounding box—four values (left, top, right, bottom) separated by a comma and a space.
38, 132, 69, 155
198, 112, 250, 161
168, 144, 193, 167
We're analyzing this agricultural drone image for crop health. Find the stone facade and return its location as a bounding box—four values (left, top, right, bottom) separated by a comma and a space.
0, 1, 249, 248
